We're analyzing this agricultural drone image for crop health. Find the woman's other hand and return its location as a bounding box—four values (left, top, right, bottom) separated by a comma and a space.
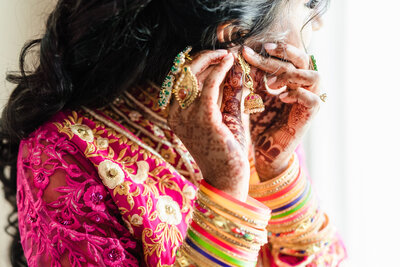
243, 44, 322, 181
168, 50, 250, 201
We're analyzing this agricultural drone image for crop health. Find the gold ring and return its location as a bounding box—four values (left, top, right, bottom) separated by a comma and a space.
172, 65, 199, 109
319, 93, 327, 102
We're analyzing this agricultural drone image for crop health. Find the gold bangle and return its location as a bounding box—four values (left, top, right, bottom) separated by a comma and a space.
270, 214, 334, 256
263, 172, 308, 209
252, 166, 301, 198
270, 210, 325, 243
249, 154, 299, 195
176, 244, 198, 266
178, 242, 215, 267
191, 213, 262, 253
196, 192, 269, 229
267, 208, 318, 235
193, 208, 268, 245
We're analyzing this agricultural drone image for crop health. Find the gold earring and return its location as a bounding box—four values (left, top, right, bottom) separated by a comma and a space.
237, 53, 265, 114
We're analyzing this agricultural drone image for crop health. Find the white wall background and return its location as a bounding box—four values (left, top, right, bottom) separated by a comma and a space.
306, 0, 400, 266
1, 0, 400, 266
0, 1, 55, 266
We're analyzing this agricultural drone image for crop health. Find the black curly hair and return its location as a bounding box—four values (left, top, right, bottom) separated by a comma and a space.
0, 0, 328, 265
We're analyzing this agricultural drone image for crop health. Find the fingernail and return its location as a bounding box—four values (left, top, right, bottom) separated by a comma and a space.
243, 46, 255, 55
267, 76, 277, 86
223, 52, 233, 61
265, 43, 278, 50
279, 92, 289, 99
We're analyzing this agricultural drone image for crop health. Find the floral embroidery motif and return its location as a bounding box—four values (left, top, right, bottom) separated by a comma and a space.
114, 181, 132, 196
152, 125, 165, 138
182, 185, 196, 200
98, 160, 125, 189
160, 147, 177, 164
103, 245, 125, 265
33, 170, 50, 190
130, 161, 150, 184
83, 185, 107, 211
130, 214, 144, 226
30, 109, 199, 266
70, 124, 94, 142
96, 137, 109, 150
129, 111, 142, 121
156, 196, 182, 225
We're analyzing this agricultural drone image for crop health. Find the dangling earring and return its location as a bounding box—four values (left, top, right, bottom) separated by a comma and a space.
237, 53, 265, 114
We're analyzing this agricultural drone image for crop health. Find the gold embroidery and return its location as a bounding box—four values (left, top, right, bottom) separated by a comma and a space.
156, 196, 182, 226
130, 161, 149, 184
160, 147, 177, 164
142, 224, 183, 266
70, 124, 94, 142
98, 160, 125, 189
129, 214, 144, 226
60, 109, 191, 266
114, 181, 132, 196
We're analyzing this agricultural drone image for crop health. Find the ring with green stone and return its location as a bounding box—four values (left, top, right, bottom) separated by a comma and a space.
158, 46, 192, 109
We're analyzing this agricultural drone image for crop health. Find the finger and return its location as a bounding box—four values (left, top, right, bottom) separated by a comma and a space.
278, 88, 321, 109
243, 46, 296, 76
269, 69, 320, 94
201, 53, 234, 105
190, 49, 229, 76
221, 64, 246, 147
264, 43, 309, 70
221, 64, 243, 117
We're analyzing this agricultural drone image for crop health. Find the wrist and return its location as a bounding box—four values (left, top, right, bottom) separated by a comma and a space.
256, 156, 292, 182
204, 177, 249, 202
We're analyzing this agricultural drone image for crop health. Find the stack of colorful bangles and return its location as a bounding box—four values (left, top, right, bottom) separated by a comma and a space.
176, 180, 271, 267
249, 153, 334, 260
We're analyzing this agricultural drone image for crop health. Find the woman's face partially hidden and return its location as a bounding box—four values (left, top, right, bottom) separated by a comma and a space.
284, 0, 324, 50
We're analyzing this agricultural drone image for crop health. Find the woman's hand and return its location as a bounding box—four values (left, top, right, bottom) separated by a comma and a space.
168, 50, 250, 201
242, 43, 322, 181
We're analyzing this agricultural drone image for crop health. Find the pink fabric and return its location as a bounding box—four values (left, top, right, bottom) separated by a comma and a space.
17, 109, 197, 266
17, 104, 346, 266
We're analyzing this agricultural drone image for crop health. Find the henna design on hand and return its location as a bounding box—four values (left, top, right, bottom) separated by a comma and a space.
221, 64, 246, 148
249, 69, 314, 180
168, 57, 249, 200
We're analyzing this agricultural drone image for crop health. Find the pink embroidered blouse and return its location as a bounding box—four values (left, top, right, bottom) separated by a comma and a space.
17, 86, 346, 266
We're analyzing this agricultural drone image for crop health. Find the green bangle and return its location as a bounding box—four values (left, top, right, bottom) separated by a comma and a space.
271, 183, 312, 220
187, 229, 257, 267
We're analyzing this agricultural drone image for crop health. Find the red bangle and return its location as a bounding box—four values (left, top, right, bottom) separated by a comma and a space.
255, 168, 302, 202
201, 179, 270, 216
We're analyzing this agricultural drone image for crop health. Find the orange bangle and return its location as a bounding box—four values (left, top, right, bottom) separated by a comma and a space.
264, 172, 308, 209
200, 180, 270, 221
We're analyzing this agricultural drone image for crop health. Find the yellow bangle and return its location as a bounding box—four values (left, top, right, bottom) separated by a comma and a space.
199, 184, 270, 222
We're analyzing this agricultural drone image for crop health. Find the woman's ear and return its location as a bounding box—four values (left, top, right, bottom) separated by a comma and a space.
311, 15, 324, 31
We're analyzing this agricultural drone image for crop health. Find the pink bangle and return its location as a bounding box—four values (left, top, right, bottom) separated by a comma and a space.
200, 180, 270, 217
